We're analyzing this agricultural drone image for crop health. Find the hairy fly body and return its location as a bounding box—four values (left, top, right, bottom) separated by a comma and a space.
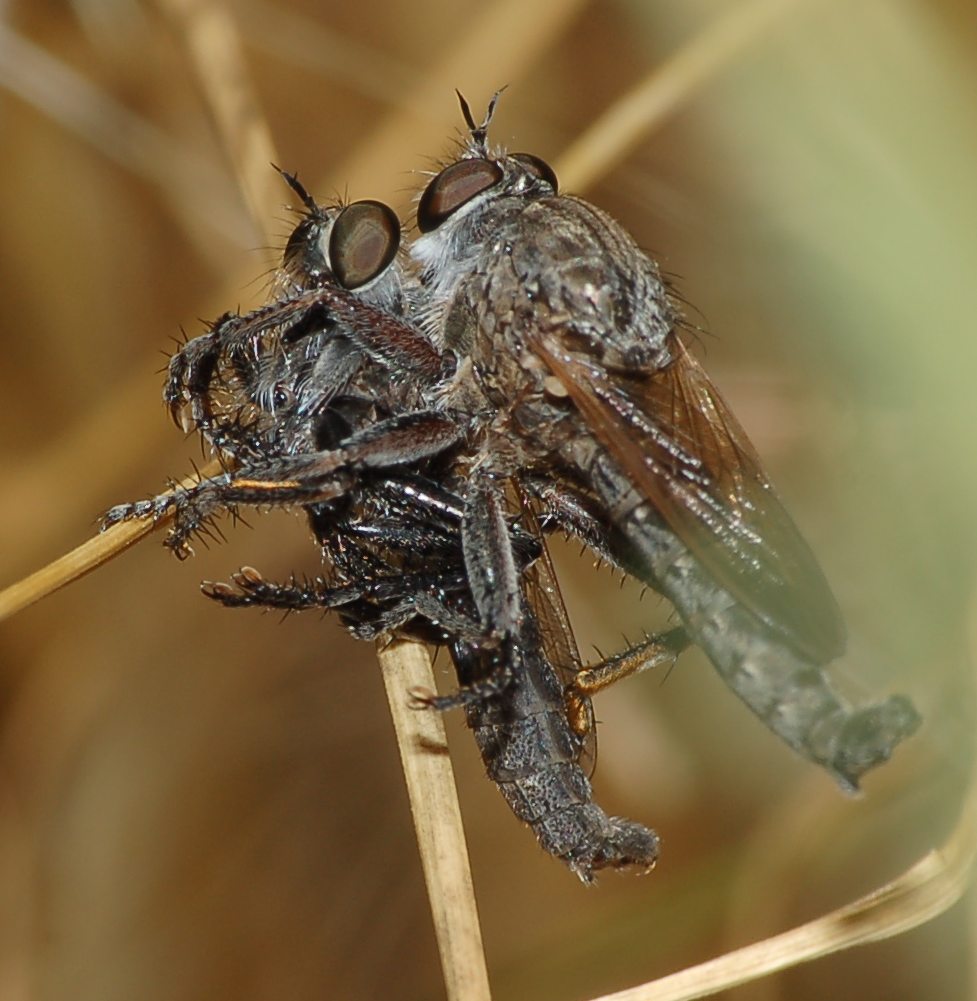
103, 167, 663, 881
408, 93, 919, 792
104, 94, 920, 882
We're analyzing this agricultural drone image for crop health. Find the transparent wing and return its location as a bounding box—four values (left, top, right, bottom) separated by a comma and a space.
535, 336, 846, 665
515, 488, 598, 775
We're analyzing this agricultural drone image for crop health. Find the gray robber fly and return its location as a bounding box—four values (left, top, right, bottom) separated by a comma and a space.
102, 168, 662, 882
408, 91, 920, 795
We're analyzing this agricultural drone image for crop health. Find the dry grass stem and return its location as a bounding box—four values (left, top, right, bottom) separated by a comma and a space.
0, 20, 246, 241
156, 0, 282, 236
592, 807, 975, 1001
557, 0, 802, 193
0, 459, 223, 622
379, 641, 492, 1001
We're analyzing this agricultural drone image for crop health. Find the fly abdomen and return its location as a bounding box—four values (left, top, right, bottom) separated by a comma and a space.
579, 442, 920, 790
457, 630, 659, 883
684, 588, 921, 792
611, 489, 920, 790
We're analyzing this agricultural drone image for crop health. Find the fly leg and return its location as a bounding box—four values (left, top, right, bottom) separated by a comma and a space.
414, 639, 522, 711
100, 411, 463, 558
202, 565, 485, 644
461, 474, 522, 640
414, 472, 531, 712
201, 566, 365, 612
165, 310, 274, 459
99, 452, 352, 559
165, 281, 442, 457
525, 475, 625, 570
525, 477, 694, 734
564, 626, 690, 737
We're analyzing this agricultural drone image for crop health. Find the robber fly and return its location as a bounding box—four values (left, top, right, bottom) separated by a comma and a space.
214, 484, 668, 883
103, 169, 663, 881
408, 92, 920, 792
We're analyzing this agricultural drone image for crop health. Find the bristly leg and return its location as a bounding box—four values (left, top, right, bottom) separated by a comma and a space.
202, 564, 486, 644
100, 411, 465, 556
564, 626, 690, 737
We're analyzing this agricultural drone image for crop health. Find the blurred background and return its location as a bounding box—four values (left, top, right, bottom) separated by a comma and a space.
0, 0, 974, 998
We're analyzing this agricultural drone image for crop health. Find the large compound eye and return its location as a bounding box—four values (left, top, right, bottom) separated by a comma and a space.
511, 153, 558, 192
416, 158, 503, 233
329, 200, 400, 289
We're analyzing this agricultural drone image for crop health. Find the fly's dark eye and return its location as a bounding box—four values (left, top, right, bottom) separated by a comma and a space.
511, 153, 558, 192
417, 158, 503, 233
329, 200, 400, 289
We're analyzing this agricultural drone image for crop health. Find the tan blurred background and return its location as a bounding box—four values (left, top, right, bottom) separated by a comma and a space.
1, 1, 974, 999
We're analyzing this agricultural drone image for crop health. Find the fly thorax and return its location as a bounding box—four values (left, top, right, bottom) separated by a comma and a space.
412, 194, 529, 302
411, 205, 488, 302
440, 296, 478, 356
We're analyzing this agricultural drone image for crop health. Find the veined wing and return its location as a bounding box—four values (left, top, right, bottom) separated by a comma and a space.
534, 336, 846, 665
515, 489, 597, 774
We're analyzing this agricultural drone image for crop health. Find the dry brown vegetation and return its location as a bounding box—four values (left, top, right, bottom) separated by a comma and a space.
1, 1, 974, 999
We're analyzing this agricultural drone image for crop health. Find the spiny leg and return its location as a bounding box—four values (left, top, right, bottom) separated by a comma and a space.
564, 626, 690, 737
99, 455, 351, 559
414, 637, 518, 712
201, 566, 362, 612
202, 564, 485, 643
101, 411, 463, 557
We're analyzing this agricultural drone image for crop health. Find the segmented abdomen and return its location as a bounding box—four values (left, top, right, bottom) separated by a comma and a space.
454, 615, 659, 884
